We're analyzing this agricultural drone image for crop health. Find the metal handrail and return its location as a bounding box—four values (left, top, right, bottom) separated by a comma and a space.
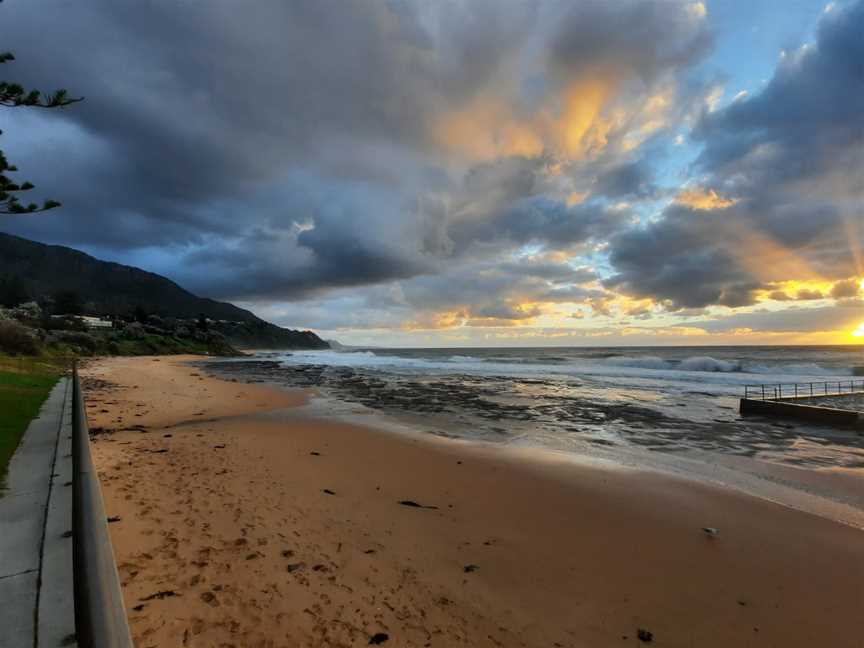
72, 365, 134, 648
743, 379, 864, 401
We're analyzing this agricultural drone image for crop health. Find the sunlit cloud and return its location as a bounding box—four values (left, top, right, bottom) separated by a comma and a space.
3, 0, 861, 347
674, 187, 738, 210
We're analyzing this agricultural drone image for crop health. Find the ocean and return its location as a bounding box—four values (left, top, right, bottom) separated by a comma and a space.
211, 345, 864, 473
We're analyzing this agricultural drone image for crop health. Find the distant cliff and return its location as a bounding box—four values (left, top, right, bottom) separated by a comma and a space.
0, 232, 328, 350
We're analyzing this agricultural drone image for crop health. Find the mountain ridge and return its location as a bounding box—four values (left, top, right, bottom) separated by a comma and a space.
0, 232, 328, 349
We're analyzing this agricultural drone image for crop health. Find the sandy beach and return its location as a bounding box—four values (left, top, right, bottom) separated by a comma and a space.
83, 356, 864, 648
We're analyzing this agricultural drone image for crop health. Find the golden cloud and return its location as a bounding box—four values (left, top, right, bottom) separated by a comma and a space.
675, 187, 738, 210
431, 97, 544, 162
432, 71, 676, 166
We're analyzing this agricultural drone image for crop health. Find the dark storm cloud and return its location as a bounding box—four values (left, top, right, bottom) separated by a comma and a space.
181, 232, 426, 302
606, 197, 851, 309
547, 0, 712, 83
0, 1, 532, 269
175, 185, 432, 300
694, 0, 864, 191
606, 0, 864, 309
495, 197, 630, 248
0, 0, 711, 311
418, 155, 636, 260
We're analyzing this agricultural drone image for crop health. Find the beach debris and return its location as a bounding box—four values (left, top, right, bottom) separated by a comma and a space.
364, 549, 376, 554
369, 633, 389, 645
281, 549, 295, 558
150, 448, 168, 454
163, 433, 172, 438
637, 628, 653, 643
131, 604, 145, 612
310, 451, 321, 456
323, 488, 336, 495
463, 564, 479, 573
398, 500, 438, 510
702, 527, 719, 537
106, 515, 121, 523
286, 562, 306, 573
141, 589, 178, 601
213, 444, 226, 449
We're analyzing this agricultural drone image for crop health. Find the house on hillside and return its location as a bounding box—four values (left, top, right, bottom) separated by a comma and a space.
80, 316, 113, 329
51, 314, 114, 329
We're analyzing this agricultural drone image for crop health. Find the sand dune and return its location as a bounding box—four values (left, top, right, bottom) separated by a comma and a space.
84, 356, 864, 647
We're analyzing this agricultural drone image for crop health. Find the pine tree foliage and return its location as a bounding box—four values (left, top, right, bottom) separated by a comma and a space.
0, 5, 81, 215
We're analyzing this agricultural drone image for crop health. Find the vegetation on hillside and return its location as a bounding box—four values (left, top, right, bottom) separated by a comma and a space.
0, 314, 240, 359
0, 233, 329, 350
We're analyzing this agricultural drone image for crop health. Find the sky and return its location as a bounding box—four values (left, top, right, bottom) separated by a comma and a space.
0, 0, 862, 347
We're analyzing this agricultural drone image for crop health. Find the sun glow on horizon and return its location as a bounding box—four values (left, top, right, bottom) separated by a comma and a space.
853, 322, 864, 338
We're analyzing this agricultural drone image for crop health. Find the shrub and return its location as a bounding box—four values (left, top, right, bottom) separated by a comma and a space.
0, 320, 41, 355
51, 330, 98, 353
41, 315, 86, 332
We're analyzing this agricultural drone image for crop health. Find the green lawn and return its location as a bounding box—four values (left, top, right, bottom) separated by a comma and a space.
0, 358, 62, 490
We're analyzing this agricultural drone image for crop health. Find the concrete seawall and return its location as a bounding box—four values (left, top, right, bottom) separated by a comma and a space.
740, 397, 862, 429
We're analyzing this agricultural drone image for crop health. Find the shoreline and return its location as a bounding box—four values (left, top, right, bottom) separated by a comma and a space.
201, 356, 864, 531
84, 355, 864, 647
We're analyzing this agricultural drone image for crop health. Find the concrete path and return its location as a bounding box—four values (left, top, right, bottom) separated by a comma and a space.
0, 377, 76, 648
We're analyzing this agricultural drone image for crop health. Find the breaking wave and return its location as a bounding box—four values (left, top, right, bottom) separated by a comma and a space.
281, 348, 852, 379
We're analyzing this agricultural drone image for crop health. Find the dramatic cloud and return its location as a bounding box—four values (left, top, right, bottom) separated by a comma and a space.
0, 0, 860, 343
606, 0, 864, 310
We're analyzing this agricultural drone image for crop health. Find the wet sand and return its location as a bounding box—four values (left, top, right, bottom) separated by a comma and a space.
84, 356, 864, 647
